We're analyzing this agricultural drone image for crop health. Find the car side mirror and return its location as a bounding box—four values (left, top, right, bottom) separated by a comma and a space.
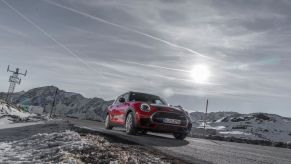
119, 97, 125, 103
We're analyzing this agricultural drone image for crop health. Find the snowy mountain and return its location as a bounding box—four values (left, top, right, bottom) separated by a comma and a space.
0, 86, 114, 122
2, 86, 291, 143
190, 111, 291, 143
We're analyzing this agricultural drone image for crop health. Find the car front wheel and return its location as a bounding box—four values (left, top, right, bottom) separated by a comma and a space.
173, 133, 187, 140
140, 130, 147, 135
105, 114, 113, 130
125, 112, 136, 135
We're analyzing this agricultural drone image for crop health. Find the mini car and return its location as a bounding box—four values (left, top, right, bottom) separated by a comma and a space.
105, 92, 192, 140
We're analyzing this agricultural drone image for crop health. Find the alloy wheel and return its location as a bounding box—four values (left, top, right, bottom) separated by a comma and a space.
126, 114, 133, 133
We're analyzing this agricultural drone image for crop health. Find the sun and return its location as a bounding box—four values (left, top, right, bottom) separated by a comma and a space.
190, 64, 211, 83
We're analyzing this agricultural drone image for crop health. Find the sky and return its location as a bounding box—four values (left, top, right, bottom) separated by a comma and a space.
0, 0, 291, 116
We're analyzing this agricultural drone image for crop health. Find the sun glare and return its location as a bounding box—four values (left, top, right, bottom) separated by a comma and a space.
190, 64, 211, 84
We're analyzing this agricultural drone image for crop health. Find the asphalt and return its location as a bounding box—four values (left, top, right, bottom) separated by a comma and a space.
66, 118, 291, 164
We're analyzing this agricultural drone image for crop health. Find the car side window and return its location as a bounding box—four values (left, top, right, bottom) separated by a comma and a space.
123, 93, 129, 102
129, 93, 135, 102
114, 95, 122, 105
154, 99, 163, 105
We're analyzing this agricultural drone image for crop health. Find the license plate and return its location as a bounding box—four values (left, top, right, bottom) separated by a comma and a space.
163, 118, 181, 125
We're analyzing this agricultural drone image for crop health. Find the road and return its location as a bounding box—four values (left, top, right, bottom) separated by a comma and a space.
66, 118, 291, 164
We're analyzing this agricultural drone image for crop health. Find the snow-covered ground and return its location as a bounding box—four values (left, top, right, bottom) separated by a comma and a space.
0, 122, 173, 163
0, 102, 31, 118
193, 112, 291, 143
0, 131, 85, 163
0, 101, 47, 129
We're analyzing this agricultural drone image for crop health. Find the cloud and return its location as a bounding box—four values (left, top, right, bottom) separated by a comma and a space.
0, 24, 28, 37
44, 0, 212, 59
1, 0, 291, 116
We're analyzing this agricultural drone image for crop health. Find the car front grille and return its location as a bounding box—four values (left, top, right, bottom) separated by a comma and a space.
152, 112, 187, 126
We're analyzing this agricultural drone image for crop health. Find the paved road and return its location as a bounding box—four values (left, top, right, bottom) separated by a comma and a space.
66, 118, 291, 164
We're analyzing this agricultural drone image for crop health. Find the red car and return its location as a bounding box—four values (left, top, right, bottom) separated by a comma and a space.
105, 92, 192, 140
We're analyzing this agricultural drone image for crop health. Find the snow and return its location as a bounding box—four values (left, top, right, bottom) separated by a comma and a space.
197, 124, 226, 130
0, 101, 46, 129
0, 102, 31, 118
283, 119, 291, 123
0, 117, 11, 126
0, 129, 172, 163
211, 126, 226, 130
220, 131, 252, 135
0, 130, 86, 163
191, 112, 291, 143
216, 117, 226, 123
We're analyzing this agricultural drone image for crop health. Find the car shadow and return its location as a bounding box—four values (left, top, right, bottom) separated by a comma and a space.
107, 128, 190, 147
66, 118, 190, 147
143, 134, 190, 147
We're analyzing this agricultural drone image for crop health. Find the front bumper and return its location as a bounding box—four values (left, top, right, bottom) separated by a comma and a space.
136, 112, 192, 134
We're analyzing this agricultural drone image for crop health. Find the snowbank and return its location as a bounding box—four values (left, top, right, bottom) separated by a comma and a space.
0, 102, 31, 118
0, 117, 11, 126
0, 131, 86, 163
0, 130, 171, 163
0, 101, 46, 129
191, 112, 291, 143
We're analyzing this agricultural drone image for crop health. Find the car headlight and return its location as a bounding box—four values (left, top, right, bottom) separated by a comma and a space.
140, 103, 151, 112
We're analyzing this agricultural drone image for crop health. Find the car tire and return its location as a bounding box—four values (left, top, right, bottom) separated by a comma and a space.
125, 112, 136, 135
105, 114, 113, 130
140, 130, 148, 135
173, 133, 187, 140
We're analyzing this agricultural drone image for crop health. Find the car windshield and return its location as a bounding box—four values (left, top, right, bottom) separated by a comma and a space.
129, 93, 167, 105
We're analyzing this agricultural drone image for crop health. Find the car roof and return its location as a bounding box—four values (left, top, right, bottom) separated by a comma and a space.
127, 91, 160, 97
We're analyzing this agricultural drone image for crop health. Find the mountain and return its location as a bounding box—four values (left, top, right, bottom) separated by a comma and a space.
2, 86, 291, 143
0, 86, 114, 122
190, 111, 239, 122
190, 111, 291, 143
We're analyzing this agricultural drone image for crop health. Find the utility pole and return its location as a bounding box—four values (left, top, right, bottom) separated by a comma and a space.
50, 88, 58, 118
6, 65, 27, 103
203, 99, 209, 136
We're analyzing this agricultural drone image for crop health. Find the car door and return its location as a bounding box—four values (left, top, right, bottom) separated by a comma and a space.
113, 94, 125, 125
115, 93, 130, 125
110, 95, 122, 123
118, 93, 130, 125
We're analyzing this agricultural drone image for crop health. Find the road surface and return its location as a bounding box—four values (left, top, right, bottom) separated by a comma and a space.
66, 118, 291, 164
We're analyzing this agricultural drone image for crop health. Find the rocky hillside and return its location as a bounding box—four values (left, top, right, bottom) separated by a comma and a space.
0, 86, 114, 122
190, 111, 291, 143
2, 86, 291, 143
